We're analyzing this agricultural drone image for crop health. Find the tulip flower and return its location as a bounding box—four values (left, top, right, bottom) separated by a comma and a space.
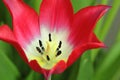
0, 0, 110, 80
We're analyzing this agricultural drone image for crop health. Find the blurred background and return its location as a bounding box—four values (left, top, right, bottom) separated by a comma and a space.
0, 0, 120, 80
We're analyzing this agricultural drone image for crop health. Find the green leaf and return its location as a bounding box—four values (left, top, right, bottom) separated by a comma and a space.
0, 41, 14, 59
68, 59, 80, 80
92, 0, 120, 62
24, 0, 42, 13
95, 0, 109, 36
116, 26, 120, 43
0, 0, 6, 22
77, 51, 94, 80
71, 0, 96, 13
100, 0, 120, 40
0, 0, 12, 27
26, 71, 34, 80
112, 67, 120, 80
94, 42, 120, 80
100, 0, 109, 4
0, 52, 20, 80
0, 41, 30, 77
53, 67, 72, 80
26, 71, 44, 80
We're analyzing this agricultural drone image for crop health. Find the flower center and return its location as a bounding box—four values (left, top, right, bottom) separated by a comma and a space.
36, 33, 63, 62
24, 27, 73, 70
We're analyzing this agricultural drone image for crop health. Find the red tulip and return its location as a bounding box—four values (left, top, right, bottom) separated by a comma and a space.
0, 0, 110, 80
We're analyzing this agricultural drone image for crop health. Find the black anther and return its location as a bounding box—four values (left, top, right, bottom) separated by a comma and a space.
56, 51, 62, 57
36, 47, 43, 54
41, 47, 45, 51
39, 40, 43, 47
49, 33, 52, 42
58, 41, 62, 48
46, 55, 50, 61
56, 41, 62, 51
56, 48, 59, 51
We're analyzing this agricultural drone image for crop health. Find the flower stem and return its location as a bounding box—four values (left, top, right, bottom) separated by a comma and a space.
48, 75, 52, 80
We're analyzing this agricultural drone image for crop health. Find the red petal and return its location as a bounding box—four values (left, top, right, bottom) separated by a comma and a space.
14, 43, 28, 63
0, 25, 28, 63
3, 0, 39, 47
69, 5, 111, 46
29, 60, 66, 80
67, 33, 105, 67
39, 0, 73, 31
90, 33, 104, 44
51, 60, 66, 74
44, 61, 66, 80
29, 60, 45, 74
0, 25, 16, 44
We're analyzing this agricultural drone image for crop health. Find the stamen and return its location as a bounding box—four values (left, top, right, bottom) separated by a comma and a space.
49, 33, 52, 42
56, 41, 62, 51
41, 47, 45, 51
36, 47, 43, 54
39, 40, 42, 47
58, 41, 62, 48
56, 51, 62, 57
46, 55, 50, 61
56, 48, 59, 51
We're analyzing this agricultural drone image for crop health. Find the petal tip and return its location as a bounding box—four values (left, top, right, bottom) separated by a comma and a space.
97, 5, 112, 11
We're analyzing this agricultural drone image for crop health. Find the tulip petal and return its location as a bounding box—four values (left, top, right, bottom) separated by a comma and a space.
67, 33, 105, 67
3, 0, 39, 47
0, 25, 16, 43
44, 61, 66, 80
39, 0, 73, 31
0, 25, 28, 62
29, 60, 66, 80
51, 60, 66, 74
69, 5, 111, 46
14, 44, 28, 63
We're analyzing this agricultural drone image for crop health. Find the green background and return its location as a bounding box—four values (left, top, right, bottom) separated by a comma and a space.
0, 0, 120, 80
